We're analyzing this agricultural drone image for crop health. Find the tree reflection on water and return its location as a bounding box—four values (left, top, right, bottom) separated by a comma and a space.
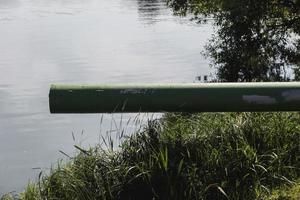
136, 0, 168, 25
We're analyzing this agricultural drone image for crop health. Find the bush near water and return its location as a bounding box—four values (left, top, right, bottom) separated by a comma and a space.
2, 112, 300, 199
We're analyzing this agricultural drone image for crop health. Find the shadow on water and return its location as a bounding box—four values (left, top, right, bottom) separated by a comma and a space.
136, 0, 167, 25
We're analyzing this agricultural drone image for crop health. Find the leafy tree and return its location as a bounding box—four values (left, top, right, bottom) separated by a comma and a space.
167, 0, 300, 82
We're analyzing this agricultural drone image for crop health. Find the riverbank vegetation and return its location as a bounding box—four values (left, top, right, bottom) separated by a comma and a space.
1, 1, 300, 199
2, 112, 299, 199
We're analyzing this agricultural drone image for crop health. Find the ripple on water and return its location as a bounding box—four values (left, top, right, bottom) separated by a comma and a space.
0, 0, 213, 193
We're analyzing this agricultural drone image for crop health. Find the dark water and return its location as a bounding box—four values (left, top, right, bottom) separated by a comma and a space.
0, 0, 212, 193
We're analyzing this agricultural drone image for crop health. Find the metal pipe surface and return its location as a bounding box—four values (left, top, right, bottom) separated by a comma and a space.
49, 82, 300, 113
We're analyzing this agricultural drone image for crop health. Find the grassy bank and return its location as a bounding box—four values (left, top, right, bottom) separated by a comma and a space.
267, 179, 300, 200
2, 112, 300, 199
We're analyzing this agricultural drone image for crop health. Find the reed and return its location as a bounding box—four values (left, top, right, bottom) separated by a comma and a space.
2, 112, 300, 199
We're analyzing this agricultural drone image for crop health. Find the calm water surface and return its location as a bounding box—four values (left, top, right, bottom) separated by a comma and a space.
0, 0, 212, 193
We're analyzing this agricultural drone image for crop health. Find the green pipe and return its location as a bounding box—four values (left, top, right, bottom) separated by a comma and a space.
49, 82, 300, 113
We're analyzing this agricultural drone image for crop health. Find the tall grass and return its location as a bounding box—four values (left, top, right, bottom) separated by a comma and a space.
2, 112, 300, 199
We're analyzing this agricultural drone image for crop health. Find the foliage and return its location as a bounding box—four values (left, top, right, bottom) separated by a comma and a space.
266, 179, 300, 200
167, 0, 300, 81
4, 112, 300, 199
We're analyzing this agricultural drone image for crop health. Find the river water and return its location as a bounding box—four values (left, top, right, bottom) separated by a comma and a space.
0, 0, 212, 193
